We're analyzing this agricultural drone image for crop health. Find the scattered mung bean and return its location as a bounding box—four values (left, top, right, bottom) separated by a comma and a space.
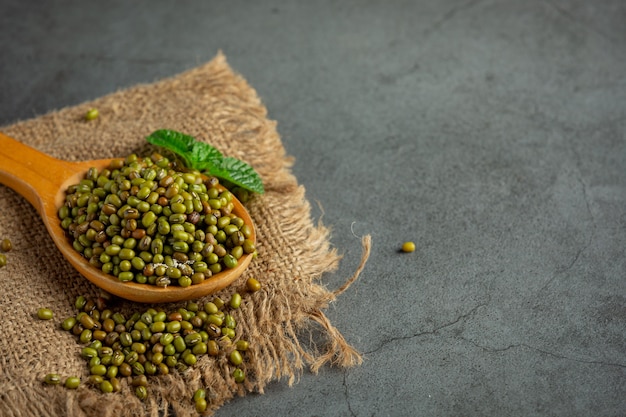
195, 397, 208, 413
85, 108, 99, 121
401, 241, 416, 253
229, 292, 241, 309
44, 373, 61, 385
64, 376, 81, 389
0, 238, 12, 252
54, 294, 252, 403
246, 277, 261, 292
232, 368, 245, 383
37, 308, 54, 320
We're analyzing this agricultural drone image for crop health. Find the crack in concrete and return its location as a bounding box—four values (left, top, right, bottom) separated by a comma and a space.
462, 338, 626, 369
364, 297, 491, 356
342, 370, 357, 417
543, 0, 617, 45
424, 0, 484, 37
538, 174, 596, 293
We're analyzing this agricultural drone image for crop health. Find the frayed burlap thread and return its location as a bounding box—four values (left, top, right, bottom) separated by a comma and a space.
0, 52, 370, 417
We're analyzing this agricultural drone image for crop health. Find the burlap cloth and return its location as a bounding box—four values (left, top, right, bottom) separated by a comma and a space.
0, 52, 370, 416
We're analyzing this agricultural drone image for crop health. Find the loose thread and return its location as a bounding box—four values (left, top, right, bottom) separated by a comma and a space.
334, 234, 371, 296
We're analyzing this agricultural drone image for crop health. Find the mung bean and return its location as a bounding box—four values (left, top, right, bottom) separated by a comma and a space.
57, 294, 253, 400
401, 241, 416, 253
232, 368, 245, 383
60, 153, 255, 286
0, 238, 12, 252
85, 108, 99, 121
44, 373, 61, 385
64, 376, 81, 389
246, 277, 261, 292
37, 308, 54, 320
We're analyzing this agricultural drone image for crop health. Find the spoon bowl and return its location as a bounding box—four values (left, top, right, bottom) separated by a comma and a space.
0, 132, 255, 303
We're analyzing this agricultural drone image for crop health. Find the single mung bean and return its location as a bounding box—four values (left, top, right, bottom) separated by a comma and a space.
93, 329, 107, 341
204, 302, 218, 315
88, 340, 102, 351
0, 238, 12, 252
212, 297, 225, 309
64, 376, 81, 389
85, 108, 99, 121
81, 347, 98, 359
223, 254, 238, 269
229, 293, 242, 309
119, 362, 132, 377
232, 368, 245, 383
173, 336, 186, 353
37, 308, 54, 320
44, 373, 62, 385
195, 397, 208, 413
110, 377, 122, 392
182, 352, 197, 366
88, 375, 104, 385
100, 380, 114, 393
246, 277, 261, 292
132, 362, 145, 375
229, 350, 243, 366
224, 314, 236, 329
163, 343, 176, 357
132, 375, 148, 387
184, 332, 202, 346
90, 364, 107, 376
192, 342, 208, 355
135, 385, 148, 400
236, 340, 249, 352
79, 313, 96, 329
205, 323, 221, 339
402, 241, 416, 253
62, 317, 77, 331
178, 276, 192, 287
0, 254, 6, 268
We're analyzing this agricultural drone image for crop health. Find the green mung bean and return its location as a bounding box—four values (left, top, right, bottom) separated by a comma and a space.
60, 154, 254, 287
100, 380, 114, 393
246, 277, 261, 292
0, 238, 12, 252
64, 376, 81, 389
85, 108, 99, 121
229, 350, 243, 366
60, 294, 252, 399
44, 373, 62, 385
229, 293, 242, 309
61, 316, 77, 331
37, 308, 54, 320
232, 368, 245, 383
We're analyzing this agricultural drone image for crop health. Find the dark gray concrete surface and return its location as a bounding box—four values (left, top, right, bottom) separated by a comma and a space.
1, 1, 625, 416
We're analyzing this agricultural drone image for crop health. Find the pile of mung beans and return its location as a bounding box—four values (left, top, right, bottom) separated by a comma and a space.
58, 152, 256, 286
43, 288, 259, 407
0, 238, 12, 268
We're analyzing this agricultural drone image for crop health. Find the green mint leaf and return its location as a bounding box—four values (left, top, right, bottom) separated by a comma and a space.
146, 129, 264, 194
207, 157, 265, 194
190, 141, 223, 170
146, 129, 196, 167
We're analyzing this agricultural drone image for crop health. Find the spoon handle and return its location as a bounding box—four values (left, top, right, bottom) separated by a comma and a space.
0, 131, 73, 216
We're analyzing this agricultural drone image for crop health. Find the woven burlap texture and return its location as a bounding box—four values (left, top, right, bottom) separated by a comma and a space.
0, 52, 368, 417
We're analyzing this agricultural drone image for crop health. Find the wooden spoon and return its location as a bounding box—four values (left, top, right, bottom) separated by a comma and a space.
0, 131, 255, 303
